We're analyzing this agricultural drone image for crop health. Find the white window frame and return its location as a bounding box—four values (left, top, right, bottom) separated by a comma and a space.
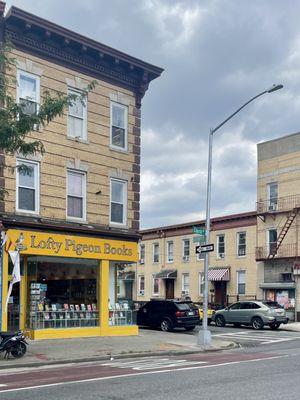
67, 87, 87, 140
109, 178, 127, 227
16, 159, 40, 214
17, 70, 40, 114
217, 234, 225, 259
138, 275, 145, 296
182, 273, 189, 294
237, 231, 246, 257
139, 244, 145, 264
153, 243, 159, 263
199, 272, 204, 295
167, 241, 174, 263
237, 270, 246, 295
182, 239, 190, 262
110, 101, 128, 152
152, 275, 160, 296
66, 169, 86, 221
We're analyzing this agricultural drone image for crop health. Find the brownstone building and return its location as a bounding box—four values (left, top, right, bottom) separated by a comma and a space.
0, 2, 162, 339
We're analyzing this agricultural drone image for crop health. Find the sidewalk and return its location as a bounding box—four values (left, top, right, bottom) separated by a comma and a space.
281, 322, 300, 332
0, 329, 234, 369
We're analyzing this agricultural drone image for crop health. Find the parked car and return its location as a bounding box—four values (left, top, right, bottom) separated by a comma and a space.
212, 300, 289, 330
137, 299, 200, 332
198, 307, 215, 325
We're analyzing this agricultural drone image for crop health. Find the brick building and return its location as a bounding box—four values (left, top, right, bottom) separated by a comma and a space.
0, 2, 162, 338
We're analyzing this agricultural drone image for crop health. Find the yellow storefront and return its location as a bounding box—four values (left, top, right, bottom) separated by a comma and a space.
1, 229, 139, 340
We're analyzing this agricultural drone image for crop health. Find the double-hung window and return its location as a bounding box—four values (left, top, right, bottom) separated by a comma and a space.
138, 276, 145, 296
217, 234, 225, 258
167, 241, 174, 263
110, 179, 127, 225
237, 232, 246, 256
16, 160, 39, 213
152, 275, 159, 296
17, 70, 40, 115
199, 272, 204, 295
268, 229, 277, 255
110, 102, 128, 151
267, 182, 278, 211
182, 273, 189, 294
67, 170, 86, 220
153, 243, 159, 263
68, 88, 87, 140
237, 270, 246, 295
139, 244, 145, 264
182, 239, 190, 262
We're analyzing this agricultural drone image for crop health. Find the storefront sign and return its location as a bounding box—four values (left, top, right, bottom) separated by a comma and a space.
7, 230, 138, 262
293, 263, 300, 275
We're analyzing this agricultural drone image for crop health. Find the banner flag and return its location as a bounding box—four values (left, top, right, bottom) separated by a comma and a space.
5, 251, 21, 312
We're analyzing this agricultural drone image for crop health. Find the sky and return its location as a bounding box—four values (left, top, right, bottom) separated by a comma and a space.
5, 0, 300, 228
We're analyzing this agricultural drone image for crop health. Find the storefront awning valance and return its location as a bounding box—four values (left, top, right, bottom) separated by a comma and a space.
155, 269, 177, 279
259, 282, 296, 290
118, 271, 135, 281
208, 268, 230, 281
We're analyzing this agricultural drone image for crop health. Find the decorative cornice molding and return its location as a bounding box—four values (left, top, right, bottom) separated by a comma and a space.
7, 29, 141, 92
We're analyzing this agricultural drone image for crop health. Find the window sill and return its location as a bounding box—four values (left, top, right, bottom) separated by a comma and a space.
237, 255, 246, 259
109, 145, 129, 154
66, 217, 88, 224
67, 136, 89, 145
16, 210, 40, 217
109, 222, 128, 229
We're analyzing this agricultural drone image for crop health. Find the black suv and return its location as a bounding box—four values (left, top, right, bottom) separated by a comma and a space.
136, 299, 200, 332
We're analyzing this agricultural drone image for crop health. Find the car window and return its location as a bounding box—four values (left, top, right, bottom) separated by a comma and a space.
262, 301, 282, 309
229, 303, 241, 310
239, 302, 251, 309
176, 303, 191, 311
251, 303, 261, 309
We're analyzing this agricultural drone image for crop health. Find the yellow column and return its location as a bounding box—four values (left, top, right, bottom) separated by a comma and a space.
99, 259, 109, 334
19, 256, 27, 330
1, 250, 8, 331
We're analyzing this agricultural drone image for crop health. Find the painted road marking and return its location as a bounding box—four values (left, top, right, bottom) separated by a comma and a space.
212, 331, 300, 344
0, 384, 7, 387
0, 355, 288, 394
101, 358, 207, 370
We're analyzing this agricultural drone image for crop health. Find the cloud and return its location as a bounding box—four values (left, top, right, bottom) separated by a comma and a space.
5, 0, 300, 228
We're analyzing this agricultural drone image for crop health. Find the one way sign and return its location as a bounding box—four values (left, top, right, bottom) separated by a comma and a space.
195, 244, 214, 254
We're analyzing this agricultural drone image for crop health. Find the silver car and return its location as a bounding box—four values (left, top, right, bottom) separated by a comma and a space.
212, 301, 289, 330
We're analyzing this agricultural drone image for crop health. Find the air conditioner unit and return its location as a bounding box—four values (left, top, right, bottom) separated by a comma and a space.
268, 204, 277, 212
138, 290, 145, 296
182, 290, 189, 295
219, 253, 225, 259
139, 259, 144, 264
183, 256, 189, 262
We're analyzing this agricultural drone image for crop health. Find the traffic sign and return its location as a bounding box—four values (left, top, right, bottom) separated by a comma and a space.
192, 226, 206, 235
195, 244, 214, 254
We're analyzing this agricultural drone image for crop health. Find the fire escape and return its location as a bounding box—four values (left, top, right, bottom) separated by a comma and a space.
256, 195, 300, 260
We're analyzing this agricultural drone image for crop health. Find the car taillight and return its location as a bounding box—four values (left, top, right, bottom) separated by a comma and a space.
175, 311, 185, 317
194, 310, 199, 316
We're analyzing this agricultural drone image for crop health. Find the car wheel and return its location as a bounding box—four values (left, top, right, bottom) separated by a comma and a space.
215, 315, 225, 327
270, 322, 280, 330
251, 317, 264, 330
160, 319, 173, 332
185, 326, 195, 331
233, 323, 241, 328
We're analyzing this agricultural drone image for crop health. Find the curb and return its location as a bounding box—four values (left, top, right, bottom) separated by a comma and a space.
0, 341, 236, 370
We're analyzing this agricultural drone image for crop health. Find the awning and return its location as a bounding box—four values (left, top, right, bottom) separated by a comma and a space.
118, 271, 135, 281
208, 268, 230, 281
155, 269, 177, 279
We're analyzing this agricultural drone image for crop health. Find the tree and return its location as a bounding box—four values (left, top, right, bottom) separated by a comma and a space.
0, 42, 96, 197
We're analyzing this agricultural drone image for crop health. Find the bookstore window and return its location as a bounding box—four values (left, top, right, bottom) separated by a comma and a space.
108, 262, 135, 326
27, 256, 99, 330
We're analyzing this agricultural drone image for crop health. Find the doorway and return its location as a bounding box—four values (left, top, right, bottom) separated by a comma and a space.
214, 281, 227, 307
7, 282, 20, 332
165, 279, 175, 299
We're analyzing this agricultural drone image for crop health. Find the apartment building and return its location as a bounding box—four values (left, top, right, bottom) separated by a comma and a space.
131, 212, 258, 308
0, 3, 162, 339
256, 132, 300, 321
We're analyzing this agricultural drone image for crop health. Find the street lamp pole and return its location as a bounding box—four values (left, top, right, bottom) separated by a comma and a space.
198, 84, 283, 347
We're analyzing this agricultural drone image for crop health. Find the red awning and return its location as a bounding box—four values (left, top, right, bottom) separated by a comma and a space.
208, 268, 230, 281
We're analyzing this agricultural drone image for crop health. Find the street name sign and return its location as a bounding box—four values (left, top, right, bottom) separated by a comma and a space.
195, 244, 214, 254
193, 235, 206, 243
192, 227, 206, 235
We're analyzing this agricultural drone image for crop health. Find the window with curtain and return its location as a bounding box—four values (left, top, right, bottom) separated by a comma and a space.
67, 170, 86, 219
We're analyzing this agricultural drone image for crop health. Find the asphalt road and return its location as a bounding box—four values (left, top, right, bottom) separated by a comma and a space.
1, 326, 300, 400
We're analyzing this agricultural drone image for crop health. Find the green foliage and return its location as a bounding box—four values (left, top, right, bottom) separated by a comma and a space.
0, 41, 96, 189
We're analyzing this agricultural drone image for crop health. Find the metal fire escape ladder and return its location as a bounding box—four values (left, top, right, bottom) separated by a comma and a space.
268, 208, 298, 259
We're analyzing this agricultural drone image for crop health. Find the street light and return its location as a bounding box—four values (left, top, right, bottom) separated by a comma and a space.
198, 83, 283, 347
